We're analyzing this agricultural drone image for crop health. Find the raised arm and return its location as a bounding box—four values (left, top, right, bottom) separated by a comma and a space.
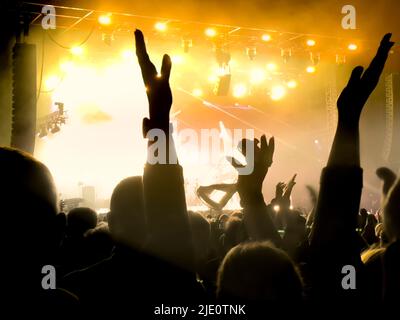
196, 183, 237, 211
135, 29, 193, 269
227, 136, 282, 246
311, 34, 394, 246
309, 33, 394, 298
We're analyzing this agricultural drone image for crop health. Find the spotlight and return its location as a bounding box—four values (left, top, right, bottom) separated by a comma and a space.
261, 34, 271, 42
306, 39, 316, 47
246, 47, 257, 60
98, 14, 112, 26
273, 205, 280, 212
266, 62, 278, 72
287, 80, 297, 88
155, 22, 167, 32
348, 43, 358, 51
306, 66, 316, 73
233, 83, 247, 98
270, 85, 286, 101
205, 28, 217, 37
192, 88, 203, 97
70, 46, 84, 56
250, 68, 266, 84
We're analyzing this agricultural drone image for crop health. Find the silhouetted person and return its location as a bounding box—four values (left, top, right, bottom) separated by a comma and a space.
0, 147, 74, 310
217, 241, 302, 303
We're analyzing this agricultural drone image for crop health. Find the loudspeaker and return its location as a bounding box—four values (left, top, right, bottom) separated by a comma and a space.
214, 74, 231, 96
11, 43, 37, 154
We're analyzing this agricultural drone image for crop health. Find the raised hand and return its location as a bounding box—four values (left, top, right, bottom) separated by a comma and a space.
283, 174, 297, 201
275, 182, 286, 200
135, 29, 172, 133
227, 135, 275, 206
337, 33, 394, 127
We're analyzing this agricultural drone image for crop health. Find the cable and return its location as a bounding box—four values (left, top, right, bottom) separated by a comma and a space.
46, 23, 96, 50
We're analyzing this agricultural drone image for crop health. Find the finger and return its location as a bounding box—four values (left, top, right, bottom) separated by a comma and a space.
260, 134, 267, 151
134, 29, 157, 84
362, 33, 394, 88
347, 66, 364, 87
291, 174, 297, 182
268, 136, 275, 158
161, 54, 172, 81
226, 156, 245, 170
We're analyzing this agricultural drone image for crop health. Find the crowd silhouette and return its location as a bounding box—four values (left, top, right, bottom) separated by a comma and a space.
1, 30, 399, 316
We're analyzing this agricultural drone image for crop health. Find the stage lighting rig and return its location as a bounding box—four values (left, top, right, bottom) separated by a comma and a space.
36, 102, 67, 138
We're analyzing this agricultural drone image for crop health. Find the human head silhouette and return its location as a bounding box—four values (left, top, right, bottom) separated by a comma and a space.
217, 241, 302, 302
108, 176, 146, 249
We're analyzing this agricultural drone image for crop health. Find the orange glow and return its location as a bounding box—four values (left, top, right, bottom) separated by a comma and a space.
306, 65, 316, 73
70, 46, 84, 56
155, 22, 167, 32
287, 80, 297, 88
271, 85, 286, 100
205, 28, 217, 37
233, 84, 247, 98
261, 34, 271, 42
306, 39, 316, 47
98, 14, 112, 26
348, 43, 358, 51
